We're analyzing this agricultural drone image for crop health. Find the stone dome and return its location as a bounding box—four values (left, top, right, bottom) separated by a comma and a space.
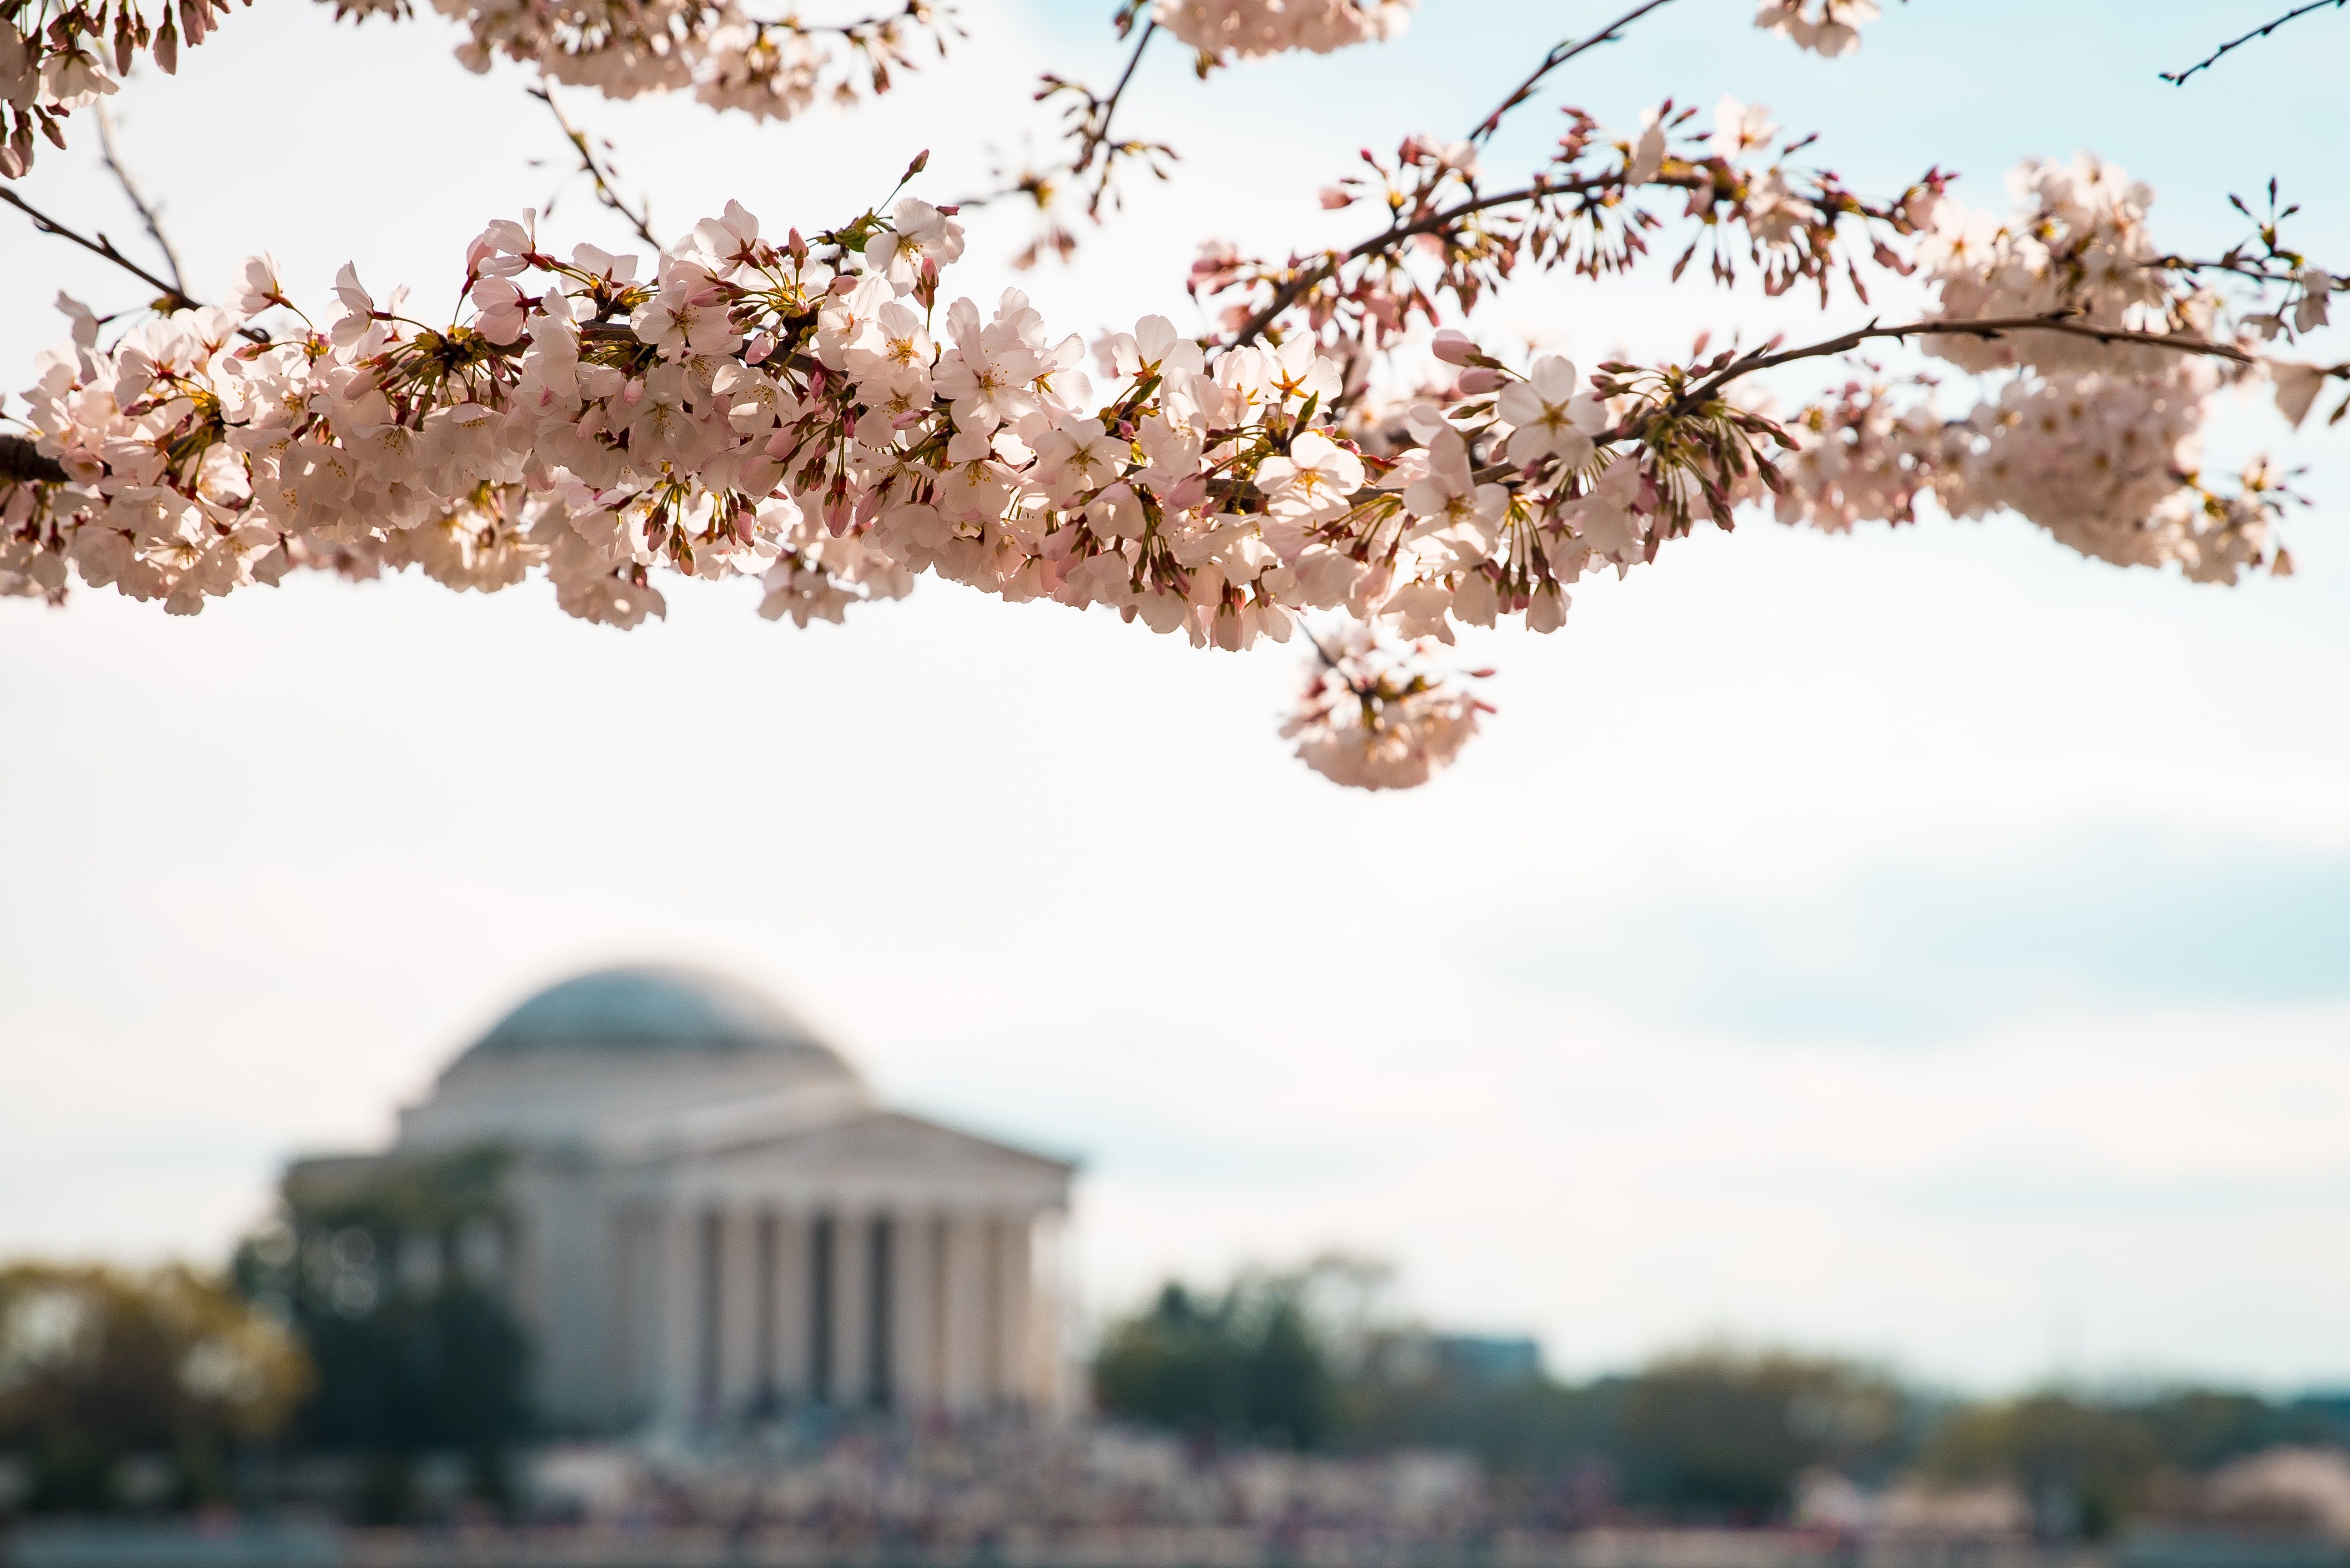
462, 964, 843, 1064
398, 965, 867, 1151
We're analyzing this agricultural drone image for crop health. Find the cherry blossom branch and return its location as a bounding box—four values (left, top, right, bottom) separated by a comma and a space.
0, 186, 200, 312
2161, 0, 2346, 85
1071, 15, 1163, 217
1470, 0, 1682, 143
94, 102, 188, 298
1222, 175, 1608, 348
955, 15, 1173, 266
755, 0, 939, 40
1670, 311, 2254, 412
529, 83, 660, 251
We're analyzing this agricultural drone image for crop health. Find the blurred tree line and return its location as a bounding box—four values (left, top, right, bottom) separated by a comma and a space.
1092, 1257, 2350, 1533
0, 1147, 534, 1520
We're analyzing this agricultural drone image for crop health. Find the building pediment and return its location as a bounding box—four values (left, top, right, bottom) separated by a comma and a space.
610, 1110, 1074, 1215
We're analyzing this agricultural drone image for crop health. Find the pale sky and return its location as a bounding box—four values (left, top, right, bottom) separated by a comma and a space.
3, 0, 2346, 1394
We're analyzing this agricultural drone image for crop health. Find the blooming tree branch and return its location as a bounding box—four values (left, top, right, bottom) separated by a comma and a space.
317, 0, 958, 121
0, 0, 2338, 792
1, 0, 237, 179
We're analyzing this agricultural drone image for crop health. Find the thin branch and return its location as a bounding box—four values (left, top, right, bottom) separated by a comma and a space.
95, 102, 188, 297
1227, 172, 1646, 347
530, 81, 661, 252
956, 16, 1169, 233
753, 0, 941, 40
1470, 0, 1683, 143
1671, 312, 2254, 413
1, 187, 197, 310
2161, 0, 2345, 85
1081, 17, 1159, 216
0, 187, 271, 343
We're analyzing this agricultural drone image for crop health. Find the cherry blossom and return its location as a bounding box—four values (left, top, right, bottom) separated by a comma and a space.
1753, 0, 1882, 58
2, 0, 2333, 792
1281, 623, 1486, 789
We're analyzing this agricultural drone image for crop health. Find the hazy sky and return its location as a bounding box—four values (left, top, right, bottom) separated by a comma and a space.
3, 0, 2346, 1394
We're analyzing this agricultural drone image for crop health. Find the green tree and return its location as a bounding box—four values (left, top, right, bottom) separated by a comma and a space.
1613, 1348, 1909, 1521
1919, 1392, 2165, 1539
0, 1262, 308, 1512
1094, 1276, 1334, 1448
236, 1146, 534, 1517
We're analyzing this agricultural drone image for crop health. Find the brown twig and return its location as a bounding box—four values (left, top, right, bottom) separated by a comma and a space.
752, 0, 942, 39
94, 102, 189, 297
1470, 0, 1683, 143
1078, 16, 1161, 216
1, 186, 197, 311
1225, 172, 1660, 348
1671, 312, 2254, 413
0, 187, 272, 343
530, 81, 661, 252
2161, 0, 2345, 85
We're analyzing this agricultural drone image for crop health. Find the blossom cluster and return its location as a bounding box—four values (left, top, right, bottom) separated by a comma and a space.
4, 0, 2332, 791
317, 0, 949, 121
1195, 100, 1946, 361
1768, 157, 2294, 584
1753, 0, 1881, 58
1, 0, 231, 178
1283, 622, 1488, 790
1151, 0, 1412, 61
2, 183, 1842, 786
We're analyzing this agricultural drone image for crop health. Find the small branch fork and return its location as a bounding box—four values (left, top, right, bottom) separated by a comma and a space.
756, 0, 937, 40
2161, 0, 2346, 85
1470, 0, 1682, 143
1225, 171, 1642, 348
95, 103, 189, 297
1, 141, 272, 344
957, 11, 1171, 254
1073, 15, 1161, 217
0, 186, 200, 313
1669, 312, 2254, 413
1226, 0, 1691, 347
530, 82, 661, 251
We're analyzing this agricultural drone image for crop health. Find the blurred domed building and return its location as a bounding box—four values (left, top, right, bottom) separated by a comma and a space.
285, 965, 1075, 1435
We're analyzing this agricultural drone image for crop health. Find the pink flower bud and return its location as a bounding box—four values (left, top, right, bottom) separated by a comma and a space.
1458, 367, 1501, 394
1431, 330, 1476, 367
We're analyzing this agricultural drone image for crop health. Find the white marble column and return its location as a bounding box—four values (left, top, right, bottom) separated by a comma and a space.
889, 1211, 935, 1410
1027, 1208, 1068, 1415
994, 1213, 1031, 1409
772, 1209, 809, 1405
938, 1211, 989, 1411
656, 1206, 699, 1431
829, 1205, 869, 1407
808, 1211, 839, 1404
719, 1206, 760, 1420
605, 1208, 646, 1427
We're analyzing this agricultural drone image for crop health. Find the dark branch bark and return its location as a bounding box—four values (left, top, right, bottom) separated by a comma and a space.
530, 83, 661, 252
95, 103, 189, 297
1, 434, 70, 485
1673, 312, 2253, 413
1470, 0, 1683, 143
2161, 0, 2346, 84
